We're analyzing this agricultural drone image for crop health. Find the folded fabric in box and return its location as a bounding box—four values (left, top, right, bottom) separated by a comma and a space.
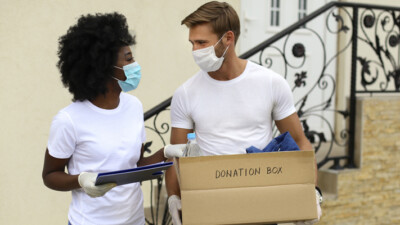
246, 131, 300, 153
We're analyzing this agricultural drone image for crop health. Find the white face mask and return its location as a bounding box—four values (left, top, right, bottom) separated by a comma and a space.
192, 33, 229, 72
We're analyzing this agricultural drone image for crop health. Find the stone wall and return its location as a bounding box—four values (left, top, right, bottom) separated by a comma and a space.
318, 97, 400, 225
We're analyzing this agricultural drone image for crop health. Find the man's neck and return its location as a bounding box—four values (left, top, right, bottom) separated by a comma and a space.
208, 56, 247, 81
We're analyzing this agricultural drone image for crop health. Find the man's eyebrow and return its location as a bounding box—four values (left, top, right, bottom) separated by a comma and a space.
193, 40, 208, 43
124, 52, 132, 56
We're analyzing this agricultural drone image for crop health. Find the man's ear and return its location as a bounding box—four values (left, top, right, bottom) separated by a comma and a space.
225, 30, 235, 46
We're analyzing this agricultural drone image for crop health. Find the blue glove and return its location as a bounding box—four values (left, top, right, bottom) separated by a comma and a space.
246, 132, 300, 153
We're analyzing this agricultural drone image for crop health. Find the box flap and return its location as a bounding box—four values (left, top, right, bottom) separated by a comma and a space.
179, 151, 315, 191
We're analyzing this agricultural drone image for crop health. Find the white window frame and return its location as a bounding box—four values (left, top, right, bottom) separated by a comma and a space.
298, 0, 308, 28
270, 0, 281, 27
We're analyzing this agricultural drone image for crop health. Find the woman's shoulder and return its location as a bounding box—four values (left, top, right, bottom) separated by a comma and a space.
120, 93, 143, 110
121, 92, 141, 103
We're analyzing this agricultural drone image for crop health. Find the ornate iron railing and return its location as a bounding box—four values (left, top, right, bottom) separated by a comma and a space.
143, 2, 400, 224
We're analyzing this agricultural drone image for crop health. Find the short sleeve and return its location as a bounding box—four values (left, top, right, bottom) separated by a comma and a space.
271, 75, 296, 121
47, 111, 77, 159
170, 85, 194, 129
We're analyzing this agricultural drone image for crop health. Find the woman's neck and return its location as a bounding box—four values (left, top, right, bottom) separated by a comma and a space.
90, 82, 122, 109
90, 92, 120, 109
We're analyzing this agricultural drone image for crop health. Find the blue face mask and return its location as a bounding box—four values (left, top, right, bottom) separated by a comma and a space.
113, 62, 141, 92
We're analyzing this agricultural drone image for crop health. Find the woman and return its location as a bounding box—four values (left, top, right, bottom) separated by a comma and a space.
42, 12, 184, 225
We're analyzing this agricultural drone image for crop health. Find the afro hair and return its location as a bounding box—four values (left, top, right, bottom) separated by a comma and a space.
57, 12, 136, 101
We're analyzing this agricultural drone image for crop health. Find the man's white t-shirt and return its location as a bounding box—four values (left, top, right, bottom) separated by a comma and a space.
171, 61, 296, 156
48, 93, 146, 225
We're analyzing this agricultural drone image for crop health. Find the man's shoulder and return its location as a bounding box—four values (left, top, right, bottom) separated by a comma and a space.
246, 61, 283, 80
184, 70, 204, 85
174, 71, 204, 93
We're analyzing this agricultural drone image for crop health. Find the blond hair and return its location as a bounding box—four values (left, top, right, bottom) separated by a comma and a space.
181, 1, 240, 44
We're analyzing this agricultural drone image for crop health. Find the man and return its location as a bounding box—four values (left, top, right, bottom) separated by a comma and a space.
166, 1, 321, 225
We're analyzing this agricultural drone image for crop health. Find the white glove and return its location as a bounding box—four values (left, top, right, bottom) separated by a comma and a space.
78, 172, 116, 198
168, 195, 182, 225
294, 189, 322, 225
164, 144, 186, 158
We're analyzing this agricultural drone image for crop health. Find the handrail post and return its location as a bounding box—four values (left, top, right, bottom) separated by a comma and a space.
348, 6, 358, 169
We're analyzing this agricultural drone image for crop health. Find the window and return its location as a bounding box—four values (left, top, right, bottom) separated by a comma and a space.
270, 0, 280, 27
298, 0, 307, 26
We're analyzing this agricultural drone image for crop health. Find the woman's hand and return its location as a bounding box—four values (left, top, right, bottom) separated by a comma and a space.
164, 144, 186, 158
78, 172, 116, 197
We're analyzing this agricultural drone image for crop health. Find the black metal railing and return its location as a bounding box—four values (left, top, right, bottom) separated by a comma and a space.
143, 2, 400, 224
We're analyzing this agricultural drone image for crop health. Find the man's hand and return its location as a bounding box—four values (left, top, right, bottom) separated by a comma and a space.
294, 189, 322, 224
78, 172, 116, 198
164, 144, 186, 158
168, 195, 182, 225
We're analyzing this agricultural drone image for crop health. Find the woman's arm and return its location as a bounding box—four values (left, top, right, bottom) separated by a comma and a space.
137, 142, 186, 167
137, 144, 167, 167
42, 148, 80, 191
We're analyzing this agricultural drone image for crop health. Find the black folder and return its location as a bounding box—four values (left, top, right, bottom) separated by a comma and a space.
95, 162, 173, 186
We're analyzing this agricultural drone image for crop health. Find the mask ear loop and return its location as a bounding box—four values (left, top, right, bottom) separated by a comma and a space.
214, 32, 227, 47
215, 32, 230, 58
113, 66, 124, 81
221, 45, 230, 57
214, 32, 229, 57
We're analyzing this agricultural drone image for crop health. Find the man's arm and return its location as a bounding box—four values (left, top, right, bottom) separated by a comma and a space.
165, 127, 193, 197
275, 112, 312, 150
275, 112, 317, 184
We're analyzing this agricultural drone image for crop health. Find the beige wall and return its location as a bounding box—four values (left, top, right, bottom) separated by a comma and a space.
0, 0, 239, 224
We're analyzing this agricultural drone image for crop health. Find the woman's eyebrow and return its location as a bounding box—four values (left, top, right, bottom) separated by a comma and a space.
124, 52, 133, 60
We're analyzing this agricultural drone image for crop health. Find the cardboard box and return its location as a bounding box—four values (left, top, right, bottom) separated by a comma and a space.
178, 151, 317, 225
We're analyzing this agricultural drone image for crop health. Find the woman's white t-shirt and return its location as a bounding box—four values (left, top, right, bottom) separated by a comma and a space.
48, 93, 146, 225
171, 61, 296, 156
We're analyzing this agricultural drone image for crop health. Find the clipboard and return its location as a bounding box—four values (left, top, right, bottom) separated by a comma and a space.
95, 161, 173, 186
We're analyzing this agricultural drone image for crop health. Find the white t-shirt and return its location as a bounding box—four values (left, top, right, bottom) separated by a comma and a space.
48, 93, 146, 225
171, 61, 296, 156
